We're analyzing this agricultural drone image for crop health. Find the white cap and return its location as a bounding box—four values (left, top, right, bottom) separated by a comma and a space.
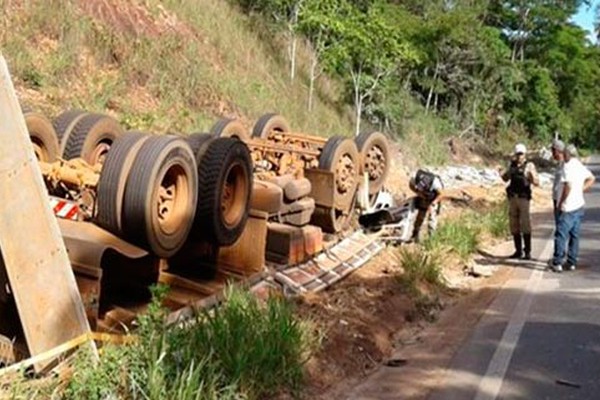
514, 143, 527, 154
565, 144, 578, 156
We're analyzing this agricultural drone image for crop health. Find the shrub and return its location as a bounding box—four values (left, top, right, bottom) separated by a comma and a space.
397, 246, 443, 294
480, 202, 509, 239
61, 285, 312, 400
424, 219, 479, 260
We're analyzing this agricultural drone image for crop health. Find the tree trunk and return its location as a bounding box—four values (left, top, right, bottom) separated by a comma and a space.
288, 30, 298, 82
308, 52, 318, 112
352, 68, 363, 136
287, 2, 302, 83
425, 62, 439, 113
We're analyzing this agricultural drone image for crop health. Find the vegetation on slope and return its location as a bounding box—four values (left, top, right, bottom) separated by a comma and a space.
0, 0, 352, 135
234, 0, 600, 150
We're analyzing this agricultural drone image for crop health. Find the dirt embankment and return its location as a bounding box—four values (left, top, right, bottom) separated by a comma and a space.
293, 143, 554, 399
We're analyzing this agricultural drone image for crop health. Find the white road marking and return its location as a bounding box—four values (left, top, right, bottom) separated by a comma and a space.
473, 236, 554, 400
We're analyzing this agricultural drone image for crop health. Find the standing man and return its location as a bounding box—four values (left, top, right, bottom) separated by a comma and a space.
550, 145, 595, 272
551, 139, 566, 226
408, 169, 444, 243
501, 143, 539, 260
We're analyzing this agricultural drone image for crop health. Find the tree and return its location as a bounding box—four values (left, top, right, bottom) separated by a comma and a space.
331, 2, 418, 135
298, 0, 347, 111
507, 62, 562, 140
232, 0, 306, 81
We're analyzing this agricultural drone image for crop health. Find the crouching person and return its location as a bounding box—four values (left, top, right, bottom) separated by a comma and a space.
501, 143, 539, 260
409, 169, 444, 242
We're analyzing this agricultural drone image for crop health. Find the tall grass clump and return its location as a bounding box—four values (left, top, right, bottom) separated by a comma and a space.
479, 201, 509, 239
397, 246, 445, 322
61, 285, 312, 400
182, 286, 312, 397
397, 246, 443, 294
424, 218, 479, 260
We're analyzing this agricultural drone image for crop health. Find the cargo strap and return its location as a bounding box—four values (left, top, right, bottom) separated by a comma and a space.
0, 332, 136, 377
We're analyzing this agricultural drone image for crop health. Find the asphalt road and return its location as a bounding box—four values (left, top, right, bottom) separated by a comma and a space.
342, 156, 600, 400
427, 155, 600, 400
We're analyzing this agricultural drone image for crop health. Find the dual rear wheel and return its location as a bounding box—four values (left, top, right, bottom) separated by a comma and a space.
96, 133, 252, 257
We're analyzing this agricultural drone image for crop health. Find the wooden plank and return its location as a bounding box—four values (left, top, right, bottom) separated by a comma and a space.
0, 55, 94, 369
159, 271, 222, 296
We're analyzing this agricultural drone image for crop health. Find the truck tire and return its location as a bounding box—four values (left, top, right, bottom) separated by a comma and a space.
312, 136, 360, 233
355, 131, 390, 195
193, 137, 253, 246
186, 132, 213, 155
122, 136, 198, 258
96, 131, 151, 235
53, 109, 88, 153
319, 136, 360, 206
251, 113, 290, 139
24, 111, 60, 162
210, 118, 250, 142
311, 204, 353, 234
63, 113, 124, 165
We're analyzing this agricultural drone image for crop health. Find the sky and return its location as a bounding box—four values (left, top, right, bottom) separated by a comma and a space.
572, 1, 598, 42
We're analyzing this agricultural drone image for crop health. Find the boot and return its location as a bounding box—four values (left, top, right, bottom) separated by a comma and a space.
510, 234, 522, 259
523, 234, 532, 260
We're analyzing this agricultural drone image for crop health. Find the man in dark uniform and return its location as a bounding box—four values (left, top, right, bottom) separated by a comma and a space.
501, 143, 539, 259
409, 169, 444, 242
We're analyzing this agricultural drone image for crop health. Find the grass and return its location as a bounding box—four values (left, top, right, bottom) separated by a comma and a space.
421, 201, 509, 260
478, 201, 510, 239
423, 218, 479, 260
3, 286, 314, 400
0, 0, 353, 136
397, 246, 443, 294
396, 246, 445, 322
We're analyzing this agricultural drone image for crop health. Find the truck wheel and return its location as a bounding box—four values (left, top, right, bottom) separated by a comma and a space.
186, 132, 213, 155
53, 109, 89, 153
210, 118, 250, 142
194, 137, 252, 246
63, 113, 124, 166
355, 131, 390, 195
319, 136, 360, 206
96, 131, 151, 235
251, 113, 290, 139
24, 111, 60, 162
313, 136, 360, 233
311, 205, 354, 234
122, 136, 198, 258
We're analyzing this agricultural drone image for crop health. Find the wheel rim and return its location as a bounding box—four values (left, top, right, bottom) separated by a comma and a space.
156, 164, 190, 236
221, 162, 248, 228
335, 153, 357, 195
89, 139, 112, 165
364, 144, 386, 181
31, 138, 49, 162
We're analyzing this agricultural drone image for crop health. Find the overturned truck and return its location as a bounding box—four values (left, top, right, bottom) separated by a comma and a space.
1, 101, 391, 367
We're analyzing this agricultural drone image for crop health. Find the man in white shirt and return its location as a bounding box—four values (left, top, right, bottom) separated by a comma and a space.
551, 139, 565, 226
549, 145, 595, 272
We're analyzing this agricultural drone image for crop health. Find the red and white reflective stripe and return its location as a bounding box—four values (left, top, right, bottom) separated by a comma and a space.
48, 197, 80, 221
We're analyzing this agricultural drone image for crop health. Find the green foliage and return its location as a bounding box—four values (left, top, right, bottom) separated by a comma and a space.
479, 202, 510, 239
59, 286, 312, 400
182, 286, 312, 397
507, 62, 563, 141
424, 218, 479, 260
422, 202, 509, 261
231, 0, 600, 149
397, 246, 443, 293
397, 246, 445, 323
